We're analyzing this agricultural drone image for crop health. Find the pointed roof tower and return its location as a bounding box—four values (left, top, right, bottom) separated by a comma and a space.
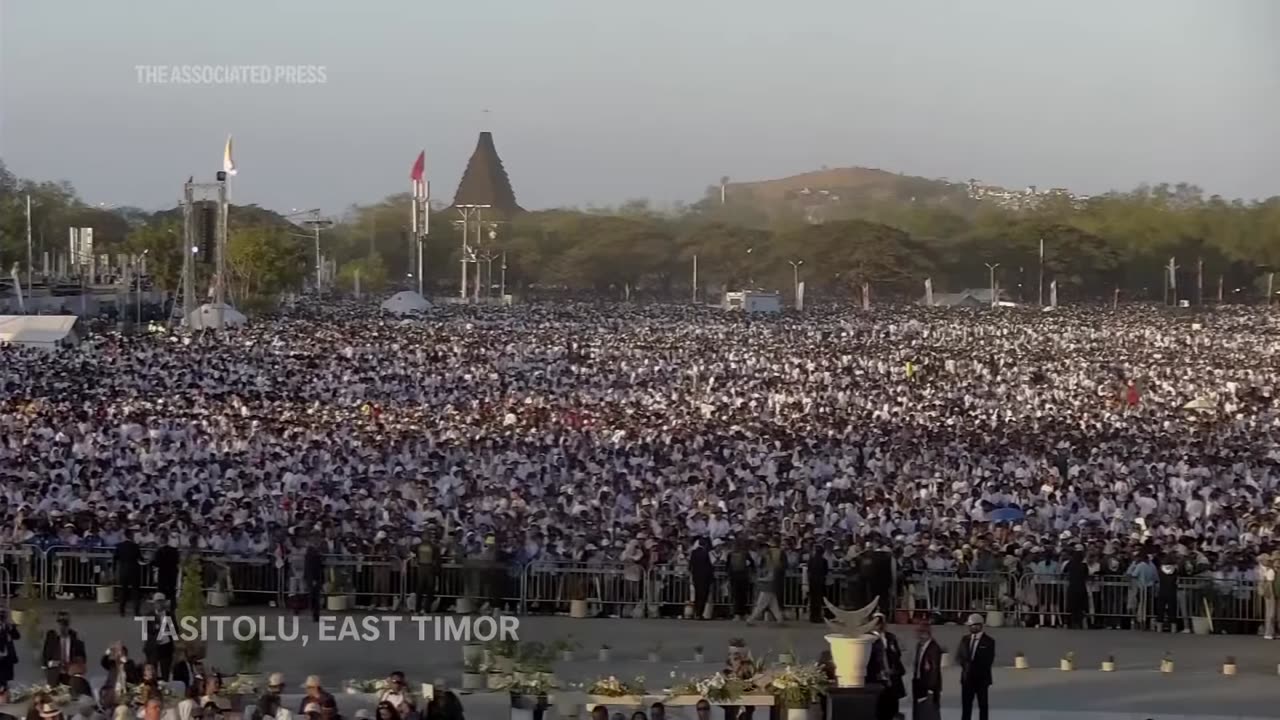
450, 131, 523, 218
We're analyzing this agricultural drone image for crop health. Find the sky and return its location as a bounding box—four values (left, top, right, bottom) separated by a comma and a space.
1, 0, 1277, 215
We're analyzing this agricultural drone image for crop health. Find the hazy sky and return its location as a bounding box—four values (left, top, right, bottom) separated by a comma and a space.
1, 0, 1276, 215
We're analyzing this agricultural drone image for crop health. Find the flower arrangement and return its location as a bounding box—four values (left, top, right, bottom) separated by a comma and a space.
587, 676, 646, 697
10, 685, 72, 706
760, 664, 828, 709
344, 679, 388, 694
673, 672, 754, 702
493, 672, 558, 696
128, 683, 172, 706
223, 675, 262, 696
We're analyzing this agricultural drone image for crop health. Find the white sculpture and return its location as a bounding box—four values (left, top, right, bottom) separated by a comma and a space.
822, 597, 880, 688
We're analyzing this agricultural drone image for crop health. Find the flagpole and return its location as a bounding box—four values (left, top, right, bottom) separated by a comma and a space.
1038, 237, 1044, 306
25, 195, 33, 290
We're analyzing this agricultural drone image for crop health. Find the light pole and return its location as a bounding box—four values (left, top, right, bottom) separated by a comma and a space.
500, 252, 507, 299
745, 247, 754, 288
135, 249, 149, 324
788, 259, 804, 307
985, 262, 1000, 307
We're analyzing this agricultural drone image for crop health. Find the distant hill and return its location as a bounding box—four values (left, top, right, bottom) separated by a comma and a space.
726, 166, 969, 205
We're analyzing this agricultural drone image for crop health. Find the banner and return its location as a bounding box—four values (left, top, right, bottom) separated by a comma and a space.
796, 281, 805, 312
861, 282, 870, 310
924, 277, 934, 307
1049, 279, 1058, 308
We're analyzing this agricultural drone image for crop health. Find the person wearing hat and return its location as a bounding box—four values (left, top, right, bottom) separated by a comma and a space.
425, 677, 463, 720
41, 611, 85, 683
955, 614, 994, 720
298, 677, 333, 715
143, 593, 175, 680
31, 698, 63, 720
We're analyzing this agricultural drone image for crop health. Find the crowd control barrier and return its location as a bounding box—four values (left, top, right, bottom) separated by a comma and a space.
5, 546, 1272, 636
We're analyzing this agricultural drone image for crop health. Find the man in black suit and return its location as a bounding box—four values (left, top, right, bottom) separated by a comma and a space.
115, 529, 144, 617
689, 538, 713, 620
868, 613, 905, 720
956, 614, 995, 720
805, 541, 829, 623
153, 535, 181, 606
0, 609, 20, 689
41, 611, 86, 682
910, 621, 942, 720
304, 539, 325, 622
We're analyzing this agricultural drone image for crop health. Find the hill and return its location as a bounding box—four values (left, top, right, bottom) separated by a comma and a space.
727, 166, 969, 205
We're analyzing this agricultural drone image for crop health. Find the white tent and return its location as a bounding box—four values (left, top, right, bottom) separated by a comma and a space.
381, 291, 432, 315
186, 302, 248, 330
0, 315, 81, 350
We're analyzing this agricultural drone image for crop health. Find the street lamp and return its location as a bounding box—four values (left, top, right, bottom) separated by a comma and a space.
745, 247, 754, 288
788, 260, 804, 307
984, 262, 1000, 308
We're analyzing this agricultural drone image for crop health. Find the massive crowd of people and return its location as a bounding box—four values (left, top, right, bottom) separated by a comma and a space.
1, 302, 1278, 634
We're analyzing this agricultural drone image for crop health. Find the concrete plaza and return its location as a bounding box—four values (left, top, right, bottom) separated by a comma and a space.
9, 605, 1279, 720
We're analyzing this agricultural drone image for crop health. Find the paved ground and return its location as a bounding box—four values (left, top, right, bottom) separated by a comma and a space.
9, 603, 1279, 718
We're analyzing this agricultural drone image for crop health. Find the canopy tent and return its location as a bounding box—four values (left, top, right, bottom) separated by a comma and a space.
0, 315, 81, 350
186, 302, 248, 330
381, 290, 432, 315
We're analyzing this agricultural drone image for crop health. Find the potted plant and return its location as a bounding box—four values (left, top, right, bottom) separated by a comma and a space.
554, 636, 580, 662
516, 642, 553, 682
1059, 652, 1074, 672
506, 674, 556, 720
764, 663, 828, 720
568, 573, 590, 619
11, 571, 39, 626
693, 645, 705, 663
489, 638, 519, 673
598, 644, 612, 662
462, 640, 485, 666
1223, 656, 1237, 676
96, 567, 115, 605
1101, 655, 1115, 672
1160, 652, 1174, 674
462, 655, 486, 690
19, 607, 41, 652
326, 576, 348, 612
647, 641, 663, 663
1014, 651, 1028, 670
232, 628, 265, 687
778, 641, 796, 666
176, 558, 205, 660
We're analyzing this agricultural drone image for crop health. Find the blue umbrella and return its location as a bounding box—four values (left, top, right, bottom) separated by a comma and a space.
988, 507, 1025, 523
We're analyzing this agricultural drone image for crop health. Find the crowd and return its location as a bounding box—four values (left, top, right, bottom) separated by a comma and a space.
1, 302, 1278, 635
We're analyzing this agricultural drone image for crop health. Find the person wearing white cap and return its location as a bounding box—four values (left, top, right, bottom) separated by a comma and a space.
143, 593, 174, 680
955, 614, 994, 720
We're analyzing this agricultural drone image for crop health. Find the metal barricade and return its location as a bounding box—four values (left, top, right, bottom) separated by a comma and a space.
0, 567, 9, 607
44, 547, 117, 600
916, 571, 1016, 623
1177, 576, 1262, 632
524, 561, 647, 617
1016, 573, 1157, 629
0, 546, 43, 600
318, 555, 407, 610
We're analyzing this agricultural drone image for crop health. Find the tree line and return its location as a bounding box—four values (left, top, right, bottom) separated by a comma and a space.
2, 157, 1278, 305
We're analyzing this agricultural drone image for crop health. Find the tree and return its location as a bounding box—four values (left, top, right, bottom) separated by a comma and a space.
337, 253, 389, 294
125, 219, 184, 291
226, 224, 309, 301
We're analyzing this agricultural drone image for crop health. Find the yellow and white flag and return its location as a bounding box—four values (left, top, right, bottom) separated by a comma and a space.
223, 135, 237, 176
